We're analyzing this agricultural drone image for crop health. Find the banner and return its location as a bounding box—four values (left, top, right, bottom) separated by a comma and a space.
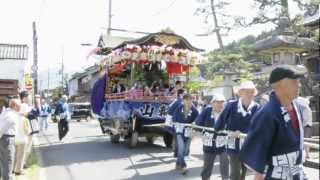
101, 101, 170, 122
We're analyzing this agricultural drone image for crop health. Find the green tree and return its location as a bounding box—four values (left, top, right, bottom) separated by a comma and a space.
185, 81, 202, 93
201, 53, 253, 79
211, 75, 224, 87
189, 66, 201, 77
235, 0, 318, 28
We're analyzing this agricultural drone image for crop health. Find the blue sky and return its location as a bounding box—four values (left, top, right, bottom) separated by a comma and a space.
0, 0, 302, 76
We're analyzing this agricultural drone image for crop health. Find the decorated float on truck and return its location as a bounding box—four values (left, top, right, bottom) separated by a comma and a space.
91, 32, 203, 148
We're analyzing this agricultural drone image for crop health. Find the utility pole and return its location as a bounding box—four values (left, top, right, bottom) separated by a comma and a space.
47, 67, 50, 90
61, 46, 64, 95
32, 21, 38, 94
107, 0, 112, 35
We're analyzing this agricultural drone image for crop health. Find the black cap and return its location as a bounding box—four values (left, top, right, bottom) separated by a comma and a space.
183, 93, 193, 100
19, 91, 29, 99
269, 65, 306, 84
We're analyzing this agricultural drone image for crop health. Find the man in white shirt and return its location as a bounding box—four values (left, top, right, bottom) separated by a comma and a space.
0, 97, 21, 180
39, 98, 51, 132
12, 91, 33, 175
296, 96, 313, 159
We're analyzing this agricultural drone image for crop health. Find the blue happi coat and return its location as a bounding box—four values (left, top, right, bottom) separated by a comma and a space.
40, 104, 51, 117
195, 107, 225, 153
168, 97, 183, 116
165, 98, 183, 134
240, 92, 305, 180
172, 104, 199, 138
55, 101, 70, 120
214, 99, 260, 154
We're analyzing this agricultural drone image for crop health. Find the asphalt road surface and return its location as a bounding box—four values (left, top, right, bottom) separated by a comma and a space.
35, 120, 319, 180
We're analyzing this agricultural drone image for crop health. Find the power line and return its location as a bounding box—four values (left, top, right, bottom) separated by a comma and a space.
151, 0, 178, 16
35, 0, 47, 24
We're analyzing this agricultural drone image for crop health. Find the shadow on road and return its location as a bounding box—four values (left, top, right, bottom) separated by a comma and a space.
120, 164, 227, 180
38, 138, 172, 168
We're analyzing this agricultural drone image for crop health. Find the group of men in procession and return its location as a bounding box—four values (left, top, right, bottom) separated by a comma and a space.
0, 64, 313, 180
167, 65, 312, 180
0, 92, 71, 180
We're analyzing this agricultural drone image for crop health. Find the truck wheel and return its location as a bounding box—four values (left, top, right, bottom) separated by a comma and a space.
127, 132, 139, 148
163, 134, 173, 148
146, 136, 154, 144
110, 134, 120, 144
98, 118, 106, 134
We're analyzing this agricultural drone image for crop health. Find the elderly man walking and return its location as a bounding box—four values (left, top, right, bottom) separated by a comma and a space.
240, 65, 307, 180
195, 94, 230, 180
0, 97, 21, 180
215, 80, 260, 180
173, 93, 199, 175
39, 98, 51, 132
55, 95, 70, 141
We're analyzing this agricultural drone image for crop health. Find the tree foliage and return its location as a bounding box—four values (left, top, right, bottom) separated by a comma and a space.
235, 0, 318, 28
201, 53, 253, 79
189, 66, 201, 77
185, 81, 202, 93
199, 29, 276, 83
186, 66, 203, 92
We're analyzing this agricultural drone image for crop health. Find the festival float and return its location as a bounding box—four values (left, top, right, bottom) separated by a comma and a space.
91, 31, 204, 148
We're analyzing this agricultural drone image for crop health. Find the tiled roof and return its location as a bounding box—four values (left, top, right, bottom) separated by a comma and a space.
304, 6, 320, 27
98, 35, 134, 49
99, 32, 204, 55
253, 35, 319, 52
0, 43, 28, 60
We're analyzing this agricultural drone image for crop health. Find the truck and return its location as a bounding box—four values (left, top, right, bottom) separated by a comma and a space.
91, 32, 203, 148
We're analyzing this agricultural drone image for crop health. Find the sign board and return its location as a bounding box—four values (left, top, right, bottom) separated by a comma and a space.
31, 65, 38, 72
24, 74, 33, 90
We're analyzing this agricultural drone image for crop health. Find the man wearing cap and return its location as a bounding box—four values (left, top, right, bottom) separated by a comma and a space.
215, 80, 260, 180
172, 93, 199, 174
195, 94, 229, 180
240, 65, 307, 180
55, 95, 71, 141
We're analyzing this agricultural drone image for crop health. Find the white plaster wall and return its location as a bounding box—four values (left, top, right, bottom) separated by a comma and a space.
0, 59, 27, 88
68, 78, 78, 96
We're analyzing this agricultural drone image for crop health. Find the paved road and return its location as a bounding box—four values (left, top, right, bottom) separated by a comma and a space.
36, 120, 319, 180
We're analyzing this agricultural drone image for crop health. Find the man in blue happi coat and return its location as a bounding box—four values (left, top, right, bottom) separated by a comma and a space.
165, 88, 185, 126
240, 65, 308, 180
55, 95, 70, 141
215, 80, 260, 180
172, 93, 199, 174
39, 97, 51, 132
165, 88, 185, 157
195, 93, 229, 180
